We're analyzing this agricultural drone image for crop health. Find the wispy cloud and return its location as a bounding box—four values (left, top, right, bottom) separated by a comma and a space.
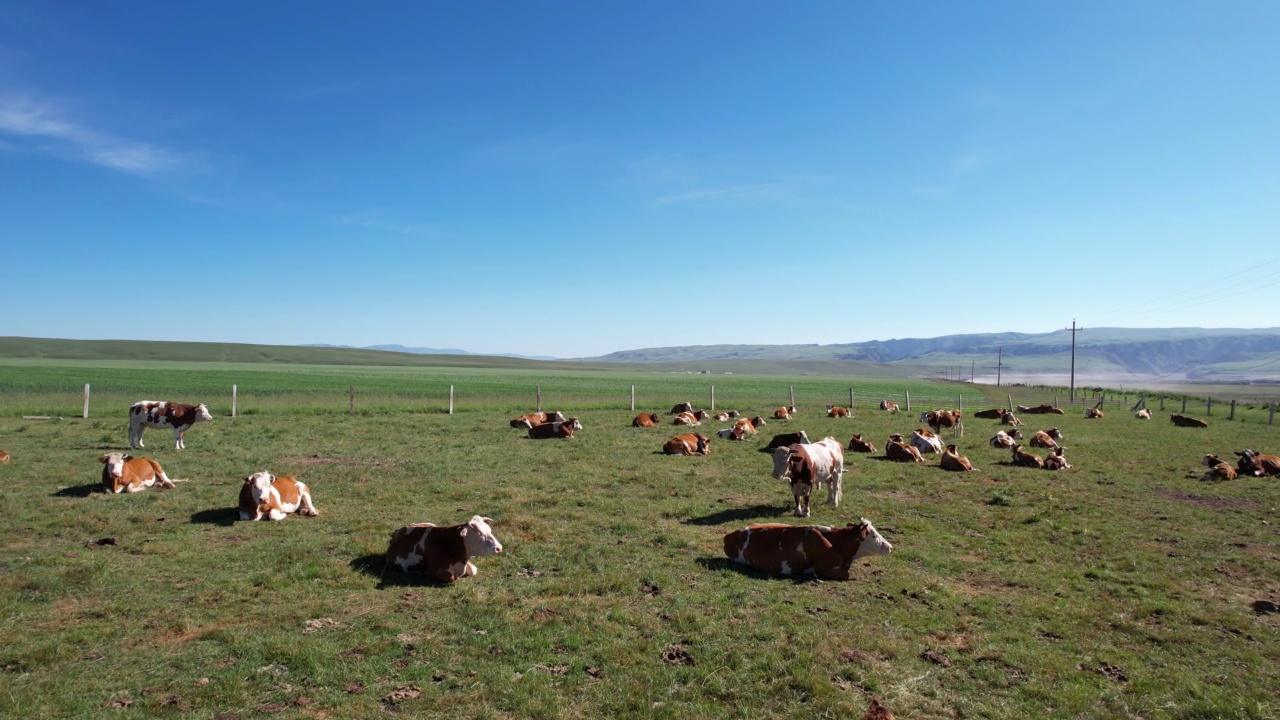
0, 96, 180, 175
650, 183, 788, 207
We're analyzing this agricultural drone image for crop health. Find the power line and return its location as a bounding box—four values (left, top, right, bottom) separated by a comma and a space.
1093, 258, 1280, 320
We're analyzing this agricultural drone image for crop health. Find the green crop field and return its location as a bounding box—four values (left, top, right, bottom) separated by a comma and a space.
1, 358, 1279, 719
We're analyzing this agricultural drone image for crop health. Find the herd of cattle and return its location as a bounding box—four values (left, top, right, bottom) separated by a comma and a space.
3, 394, 1274, 586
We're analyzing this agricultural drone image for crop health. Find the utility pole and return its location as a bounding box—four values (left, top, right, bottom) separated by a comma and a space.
996, 347, 1003, 387
970, 361, 974, 383
1066, 320, 1083, 402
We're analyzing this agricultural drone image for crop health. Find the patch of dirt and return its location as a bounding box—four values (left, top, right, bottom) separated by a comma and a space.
381, 685, 422, 705
1151, 487, 1257, 509
1079, 662, 1128, 683
279, 456, 361, 466
302, 618, 339, 634
641, 581, 661, 597
840, 648, 882, 663
920, 649, 952, 667
661, 644, 695, 665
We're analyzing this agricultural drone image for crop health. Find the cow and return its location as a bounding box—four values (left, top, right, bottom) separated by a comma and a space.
1170, 414, 1208, 428
1200, 454, 1237, 481
773, 406, 796, 420
989, 429, 1023, 448
999, 410, 1022, 427
921, 409, 963, 436
885, 434, 924, 463
771, 437, 844, 517
1134, 408, 1152, 420
722, 518, 893, 580
0, 449, 8, 463
632, 413, 661, 427
1044, 447, 1071, 471
973, 408, 1006, 419
385, 515, 503, 583
939, 444, 975, 472
716, 426, 746, 441
1085, 408, 1105, 419
527, 417, 581, 439
98, 452, 175, 494
511, 411, 566, 429
663, 432, 709, 456
827, 406, 850, 418
1018, 404, 1066, 415
673, 411, 701, 426
692, 409, 711, 421
1029, 428, 1063, 449
763, 430, 811, 452
847, 433, 876, 453
670, 402, 694, 415
726, 410, 741, 418
879, 400, 899, 413
238, 471, 319, 521
1011, 444, 1044, 469
909, 428, 943, 455
128, 400, 213, 450
729, 417, 762, 438
1235, 449, 1280, 477
712, 411, 732, 422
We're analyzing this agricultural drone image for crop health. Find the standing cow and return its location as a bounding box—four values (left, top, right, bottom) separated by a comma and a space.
771, 437, 844, 517
129, 400, 213, 450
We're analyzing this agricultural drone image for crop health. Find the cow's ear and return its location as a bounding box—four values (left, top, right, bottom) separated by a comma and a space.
481, 517, 495, 525
123, 455, 134, 462
459, 526, 469, 537
98, 454, 109, 463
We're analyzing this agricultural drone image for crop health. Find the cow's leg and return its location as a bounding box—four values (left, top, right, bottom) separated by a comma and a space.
815, 563, 852, 581
131, 423, 145, 449
428, 567, 458, 583
828, 469, 843, 506
298, 487, 319, 516
463, 561, 478, 577
174, 428, 184, 450
156, 471, 175, 489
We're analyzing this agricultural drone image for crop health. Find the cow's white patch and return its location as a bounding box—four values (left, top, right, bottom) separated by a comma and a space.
779, 561, 792, 575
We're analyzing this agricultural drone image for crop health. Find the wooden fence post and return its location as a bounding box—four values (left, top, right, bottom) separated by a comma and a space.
1271, 403, 1275, 426
789, 386, 795, 408
958, 394, 962, 412
904, 390, 910, 412
232, 384, 238, 418
83, 384, 90, 419
1207, 397, 1212, 416
849, 388, 854, 409
1007, 394, 1013, 411
536, 385, 542, 412
449, 385, 454, 415
1182, 396, 1187, 413
630, 385, 635, 412
1160, 396, 1165, 411
710, 386, 715, 412
1229, 399, 1235, 421
349, 386, 355, 414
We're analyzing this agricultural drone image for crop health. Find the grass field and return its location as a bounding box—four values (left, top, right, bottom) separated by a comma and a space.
1, 361, 1279, 719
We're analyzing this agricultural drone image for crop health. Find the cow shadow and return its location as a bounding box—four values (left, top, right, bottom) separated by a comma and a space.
52, 483, 103, 498
695, 557, 819, 584
349, 554, 451, 589
189, 508, 239, 526
683, 504, 786, 526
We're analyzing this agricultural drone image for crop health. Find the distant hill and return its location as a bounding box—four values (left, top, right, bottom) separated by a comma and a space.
306, 343, 559, 361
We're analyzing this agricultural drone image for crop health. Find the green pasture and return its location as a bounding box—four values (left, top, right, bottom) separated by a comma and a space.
0, 364, 1279, 718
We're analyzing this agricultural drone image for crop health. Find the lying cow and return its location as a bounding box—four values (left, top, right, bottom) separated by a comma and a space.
1201, 454, 1237, 481
726, 417, 761, 439
771, 437, 844, 516
1044, 447, 1071, 471
716, 426, 746, 441
989, 429, 1023, 448
1235, 449, 1280, 477
632, 413, 661, 427
238, 471, 319, 520
385, 515, 503, 583
886, 434, 923, 463
670, 402, 694, 415
999, 410, 1022, 427
909, 428, 943, 455
847, 433, 876, 453
528, 417, 581, 439
673, 411, 701, 426
939, 444, 975, 472
692, 409, 711, 421
1170, 414, 1208, 428
1029, 428, 1063, 449
129, 400, 213, 450
827, 406, 850, 418
763, 430, 811, 452
1134, 408, 1152, 420
1018, 404, 1065, 415
664, 432, 709, 456
712, 411, 732, 422
1011, 444, 1044, 469
723, 519, 893, 580
973, 408, 1006, 419
510, 411, 565, 429
1085, 408, 1105, 419
773, 406, 797, 420
880, 400, 899, 412
99, 452, 174, 494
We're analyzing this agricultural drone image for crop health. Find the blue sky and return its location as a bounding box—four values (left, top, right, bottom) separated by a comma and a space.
2, 2, 1278, 358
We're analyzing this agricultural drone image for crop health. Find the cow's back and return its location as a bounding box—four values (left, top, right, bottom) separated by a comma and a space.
387, 523, 466, 574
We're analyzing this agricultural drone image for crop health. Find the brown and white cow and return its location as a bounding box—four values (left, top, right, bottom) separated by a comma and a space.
670, 402, 694, 415
1044, 447, 1071, 471
0, 449, 8, 463
716, 426, 746, 441
999, 410, 1023, 427
385, 515, 503, 583
692, 409, 711, 421
712, 411, 732, 422
238, 471, 319, 520
773, 406, 796, 420
827, 406, 850, 418
663, 432, 709, 456
527, 417, 581, 439
129, 400, 213, 450
632, 413, 661, 427
673, 411, 701, 426
847, 433, 876, 453
921, 409, 963, 436
880, 400, 899, 413
1085, 407, 1105, 419
1011, 444, 1044, 469
728, 417, 762, 439
909, 428, 943, 455
1235, 449, 1280, 477
989, 429, 1023, 448
1029, 428, 1063, 449
723, 519, 893, 580
763, 430, 811, 451
511, 411, 566, 429
973, 408, 1006, 419
771, 438, 844, 517
1134, 408, 1152, 420
886, 434, 924, 463
1200, 454, 1237, 481
940, 444, 975, 472
1018, 404, 1065, 415
99, 452, 174, 494
1170, 414, 1208, 428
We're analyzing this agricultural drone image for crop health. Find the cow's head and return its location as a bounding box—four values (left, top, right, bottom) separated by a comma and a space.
795, 430, 811, 445
1201, 454, 1223, 468
99, 452, 131, 492
461, 516, 503, 558
567, 417, 583, 430
771, 446, 795, 480
750, 416, 766, 428
548, 411, 566, 423
648, 413, 660, 423
1047, 427, 1063, 440
946, 444, 958, 453
195, 404, 214, 422
850, 518, 894, 560
1008, 428, 1024, 440
243, 471, 275, 504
